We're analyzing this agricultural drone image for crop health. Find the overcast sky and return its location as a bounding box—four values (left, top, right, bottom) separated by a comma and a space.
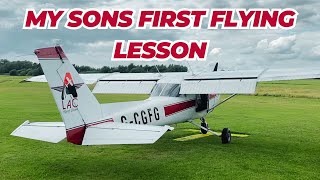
0, 0, 320, 72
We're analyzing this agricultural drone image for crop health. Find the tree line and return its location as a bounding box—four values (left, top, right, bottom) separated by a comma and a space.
0, 59, 188, 76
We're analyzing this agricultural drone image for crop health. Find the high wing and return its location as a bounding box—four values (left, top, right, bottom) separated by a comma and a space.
23, 73, 109, 84
25, 72, 190, 94
257, 68, 320, 82
181, 70, 261, 94
92, 72, 188, 94
93, 68, 320, 94
180, 68, 320, 94
25, 68, 320, 95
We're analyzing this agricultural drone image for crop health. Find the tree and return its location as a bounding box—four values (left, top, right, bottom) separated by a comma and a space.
149, 66, 158, 73
31, 69, 39, 76
100, 66, 111, 73
9, 69, 17, 76
26, 71, 33, 76
127, 63, 135, 72
17, 69, 27, 76
129, 67, 145, 73
118, 65, 128, 73
19, 70, 27, 76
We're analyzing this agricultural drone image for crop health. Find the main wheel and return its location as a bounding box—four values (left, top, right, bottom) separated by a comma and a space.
200, 122, 208, 134
221, 128, 231, 144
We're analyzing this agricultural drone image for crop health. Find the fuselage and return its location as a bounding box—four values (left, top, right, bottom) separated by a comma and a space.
107, 94, 220, 126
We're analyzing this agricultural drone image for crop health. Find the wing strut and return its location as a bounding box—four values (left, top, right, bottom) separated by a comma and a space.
208, 94, 237, 113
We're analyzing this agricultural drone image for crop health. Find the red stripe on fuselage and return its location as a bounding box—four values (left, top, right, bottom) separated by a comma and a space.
164, 100, 196, 117
209, 94, 216, 100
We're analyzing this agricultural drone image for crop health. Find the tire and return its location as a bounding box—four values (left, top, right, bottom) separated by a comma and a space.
200, 122, 208, 134
221, 128, 231, 144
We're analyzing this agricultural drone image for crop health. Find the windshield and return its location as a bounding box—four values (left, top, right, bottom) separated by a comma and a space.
151, 83, 181, 97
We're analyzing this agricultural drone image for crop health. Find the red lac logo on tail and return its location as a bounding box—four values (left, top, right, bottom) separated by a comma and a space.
62, 72, 78, 100
51, 72, 84, 112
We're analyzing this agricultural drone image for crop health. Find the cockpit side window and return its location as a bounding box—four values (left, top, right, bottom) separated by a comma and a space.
151, 83, 181, 97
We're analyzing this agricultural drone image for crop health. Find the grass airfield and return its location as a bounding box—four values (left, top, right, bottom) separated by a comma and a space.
0, 76, 320, 179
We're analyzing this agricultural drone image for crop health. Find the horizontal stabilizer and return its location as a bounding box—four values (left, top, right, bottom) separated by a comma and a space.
82, 123, 172, 145
11, 121, 66, 143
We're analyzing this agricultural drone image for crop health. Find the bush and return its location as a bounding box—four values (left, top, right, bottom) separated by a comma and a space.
19, 70, 27, 76
26, 71, 33, 76
9, 69, 17, 76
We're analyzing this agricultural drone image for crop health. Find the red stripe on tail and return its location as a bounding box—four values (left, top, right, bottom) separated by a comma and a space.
65, 119, 114, 145
34, 46, 67, 59
66, 126, 85, 145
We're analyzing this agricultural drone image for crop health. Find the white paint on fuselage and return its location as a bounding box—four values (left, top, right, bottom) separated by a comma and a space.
101, 94, 220, 126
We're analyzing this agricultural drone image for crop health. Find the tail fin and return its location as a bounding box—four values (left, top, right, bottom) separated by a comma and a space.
34, 46, 103, 144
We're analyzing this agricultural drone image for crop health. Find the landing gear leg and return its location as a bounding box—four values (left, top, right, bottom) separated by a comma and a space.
188, 120, 232, 144
200, 117, 208, 134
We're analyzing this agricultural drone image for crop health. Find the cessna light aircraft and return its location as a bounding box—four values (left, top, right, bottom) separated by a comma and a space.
11, 46, 320, 145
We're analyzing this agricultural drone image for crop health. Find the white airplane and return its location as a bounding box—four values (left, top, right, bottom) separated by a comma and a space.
11, 46, 320, 145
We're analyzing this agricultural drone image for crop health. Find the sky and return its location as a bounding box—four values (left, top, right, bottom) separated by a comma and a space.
0, 0, 320, 72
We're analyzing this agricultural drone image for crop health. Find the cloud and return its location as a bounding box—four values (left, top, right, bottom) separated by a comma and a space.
257, 39, 269, 50
76, 41, 114, 49
268, 35, 297, 53
256, 35, 297, 54
51, 38, 62, 45
311, 45, 320, 57
209, 48, 222, 55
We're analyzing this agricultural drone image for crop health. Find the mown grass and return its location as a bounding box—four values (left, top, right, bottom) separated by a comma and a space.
257, 80, 320, 99
0, 76, 319, 179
